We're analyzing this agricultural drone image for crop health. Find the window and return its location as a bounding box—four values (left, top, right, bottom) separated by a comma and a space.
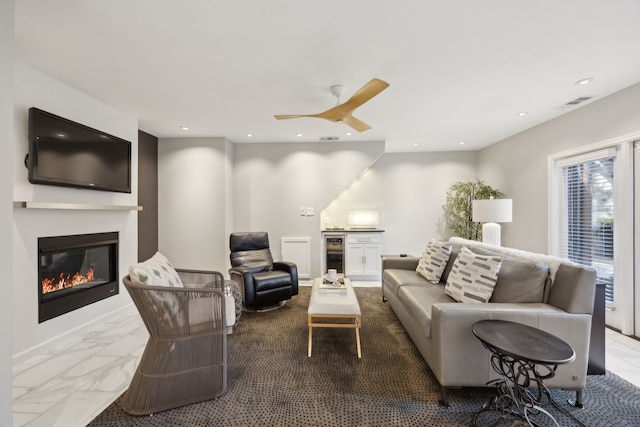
557, 149, 616, 303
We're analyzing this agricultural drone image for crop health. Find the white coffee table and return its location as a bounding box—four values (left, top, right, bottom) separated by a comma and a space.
307, 277, 362, 358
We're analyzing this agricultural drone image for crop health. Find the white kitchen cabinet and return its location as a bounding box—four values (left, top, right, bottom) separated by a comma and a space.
345, 233, 383, 279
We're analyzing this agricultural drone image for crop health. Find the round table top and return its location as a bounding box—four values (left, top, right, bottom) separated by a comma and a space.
472, 320, 576, 365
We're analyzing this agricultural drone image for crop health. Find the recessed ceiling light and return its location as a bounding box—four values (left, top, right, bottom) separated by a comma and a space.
295, 133, 303, 137
180, 126, 189, 131
413, 143, 419, 147
575, 77, 594, 86
246, 133, 253, 137
345, 132, 353, 136
516, 111, 528, 117
459, 141, 467, 145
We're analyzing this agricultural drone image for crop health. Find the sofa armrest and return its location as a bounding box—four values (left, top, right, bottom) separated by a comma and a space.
548, 263, 597, 314
381, 256, 420, 271
430, 302, 592, 389
228, 266, 258, 307
273, 261, 299, 295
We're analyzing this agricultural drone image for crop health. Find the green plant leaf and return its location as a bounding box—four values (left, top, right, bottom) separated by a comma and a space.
444, 179, 505, 241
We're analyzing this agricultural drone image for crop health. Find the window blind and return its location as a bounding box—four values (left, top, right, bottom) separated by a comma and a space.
560, 152, 616, 303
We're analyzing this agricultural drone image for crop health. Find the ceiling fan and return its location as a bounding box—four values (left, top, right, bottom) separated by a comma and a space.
274, 78, 390, 132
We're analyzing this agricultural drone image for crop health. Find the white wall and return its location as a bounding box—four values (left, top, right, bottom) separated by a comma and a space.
12, 61, 139, 356
478, 82, 640, 253
158, 137, 229, 273
161, 140, 477, 278
233, 141, 385, 276
324, 151, 478, 257
1, 0, 14, 423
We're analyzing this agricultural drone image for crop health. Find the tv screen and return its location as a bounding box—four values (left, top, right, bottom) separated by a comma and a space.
28, 107, 132, 193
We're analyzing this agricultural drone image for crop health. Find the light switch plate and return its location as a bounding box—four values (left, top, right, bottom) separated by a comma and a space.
300, 207, 306, 216
305, 207, 314, 216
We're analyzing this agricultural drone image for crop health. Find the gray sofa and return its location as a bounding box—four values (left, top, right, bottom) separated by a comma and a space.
381, 237, 597, 407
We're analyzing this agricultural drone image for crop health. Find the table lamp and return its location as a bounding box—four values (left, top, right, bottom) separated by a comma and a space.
472, 198, 512, 246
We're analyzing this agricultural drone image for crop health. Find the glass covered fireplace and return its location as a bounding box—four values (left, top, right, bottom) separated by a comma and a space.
38, 232, 119, 323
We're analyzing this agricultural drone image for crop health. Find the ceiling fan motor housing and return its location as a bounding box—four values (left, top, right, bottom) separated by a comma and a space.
331, 85, 345, 99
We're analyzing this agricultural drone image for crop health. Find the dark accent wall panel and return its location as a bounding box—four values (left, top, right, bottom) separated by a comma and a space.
137, 130, 158, 261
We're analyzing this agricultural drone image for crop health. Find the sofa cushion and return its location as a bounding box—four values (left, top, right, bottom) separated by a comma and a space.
445, 246, 502, 303
449, 236, 567, 282
492, 258, 549, 303
397, 284, 454, 338
383, 269, 431, 298
129, 252, 183, 287
416, 240, 452, 283
469, 247, 550, 303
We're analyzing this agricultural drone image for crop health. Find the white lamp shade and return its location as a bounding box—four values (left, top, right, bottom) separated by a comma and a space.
472, 199, 513, 223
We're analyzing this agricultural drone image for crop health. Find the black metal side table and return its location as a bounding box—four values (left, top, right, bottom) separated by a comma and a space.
472, 320, 575, 427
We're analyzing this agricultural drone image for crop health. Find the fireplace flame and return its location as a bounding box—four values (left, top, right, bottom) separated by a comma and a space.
42, 268, 95, 294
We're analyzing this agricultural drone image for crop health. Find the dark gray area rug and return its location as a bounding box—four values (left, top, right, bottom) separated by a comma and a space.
89, 287, 640, 426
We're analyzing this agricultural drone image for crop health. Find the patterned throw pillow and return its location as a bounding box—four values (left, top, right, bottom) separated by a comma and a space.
129, 252, 184, 287
445, 246, 502, 303
416, 240, 453, 283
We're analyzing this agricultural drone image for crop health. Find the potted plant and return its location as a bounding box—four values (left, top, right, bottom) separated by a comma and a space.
445, 179, 505, 241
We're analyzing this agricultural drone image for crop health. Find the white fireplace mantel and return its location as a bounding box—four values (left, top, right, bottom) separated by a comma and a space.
13, 201, 143, 211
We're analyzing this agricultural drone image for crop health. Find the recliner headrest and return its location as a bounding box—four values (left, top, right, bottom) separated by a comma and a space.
230, 232, 270, 252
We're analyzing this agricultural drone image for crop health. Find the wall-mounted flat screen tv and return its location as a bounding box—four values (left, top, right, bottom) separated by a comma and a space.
27, 107, 132, 193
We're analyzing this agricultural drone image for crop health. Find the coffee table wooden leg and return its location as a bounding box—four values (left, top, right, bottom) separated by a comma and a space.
308, 324, 313, 357
355, 315, 362, 358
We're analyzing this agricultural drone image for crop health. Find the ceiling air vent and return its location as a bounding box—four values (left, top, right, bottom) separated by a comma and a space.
565, 96, 593, 106
320, 136, 340, 141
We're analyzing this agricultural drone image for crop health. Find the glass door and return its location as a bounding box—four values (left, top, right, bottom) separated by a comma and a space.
551, 141, 635, 334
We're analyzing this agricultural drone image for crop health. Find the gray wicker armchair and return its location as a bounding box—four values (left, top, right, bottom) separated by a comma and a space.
122, 269, 227, 416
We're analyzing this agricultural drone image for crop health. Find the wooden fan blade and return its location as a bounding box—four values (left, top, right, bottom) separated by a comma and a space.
275, 112, 340, 125
342, 115, 371, 132
274, 78, 389, 129
309, 107, 342, 122
311, 78, 389, 123
340, 78, 389, 113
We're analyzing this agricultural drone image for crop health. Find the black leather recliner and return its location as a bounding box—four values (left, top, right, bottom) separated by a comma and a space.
229, 232, 299, 310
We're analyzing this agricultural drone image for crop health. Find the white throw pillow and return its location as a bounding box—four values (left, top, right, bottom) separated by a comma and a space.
445, 246, 502, 303
416, 240, 452, 284
128, 251, 183, 287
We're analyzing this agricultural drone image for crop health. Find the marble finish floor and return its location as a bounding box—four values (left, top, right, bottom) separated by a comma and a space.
12, 281, 640, 427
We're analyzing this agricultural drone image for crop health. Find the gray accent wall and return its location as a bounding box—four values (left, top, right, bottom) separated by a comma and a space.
478, 82, 640, 253
138, 130, 158, 261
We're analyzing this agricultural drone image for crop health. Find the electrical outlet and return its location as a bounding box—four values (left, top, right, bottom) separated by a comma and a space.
305, 207, 314, 216
299, 207, 306, 216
